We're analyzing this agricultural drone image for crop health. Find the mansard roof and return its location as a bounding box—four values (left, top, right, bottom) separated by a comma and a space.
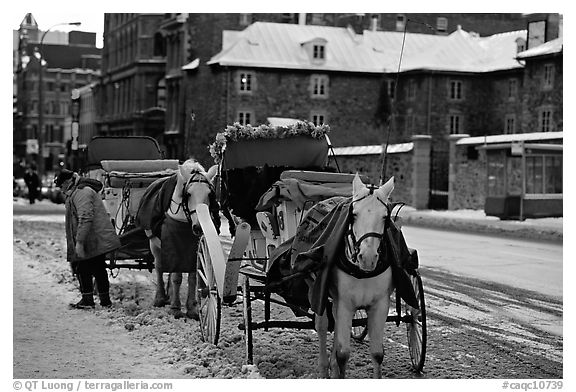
208, 22, 527, 74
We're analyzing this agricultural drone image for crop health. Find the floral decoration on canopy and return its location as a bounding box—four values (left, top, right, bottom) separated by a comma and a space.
209, 121, 330, 164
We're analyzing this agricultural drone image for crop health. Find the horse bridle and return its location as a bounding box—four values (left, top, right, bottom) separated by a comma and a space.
175, 171, 214, 226
346, 187, 392, 264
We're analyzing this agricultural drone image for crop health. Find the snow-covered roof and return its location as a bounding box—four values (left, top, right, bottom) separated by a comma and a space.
398, 29, 526, 73
456, 131, 563, 146
209, 22, 527, 74
332, 142, 413, 156
517, 37, 563, 59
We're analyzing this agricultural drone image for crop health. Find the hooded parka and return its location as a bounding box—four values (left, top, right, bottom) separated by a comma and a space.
64, 176, 121, 262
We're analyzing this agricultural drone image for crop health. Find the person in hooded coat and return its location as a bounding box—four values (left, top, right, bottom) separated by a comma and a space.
55, 169, 121, 309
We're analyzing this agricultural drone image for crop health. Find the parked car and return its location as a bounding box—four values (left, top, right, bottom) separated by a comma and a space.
13, 178, 28, 198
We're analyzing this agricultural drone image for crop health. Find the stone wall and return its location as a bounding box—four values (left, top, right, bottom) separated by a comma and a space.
450, 141, 487, 210
328, 150, 413, 204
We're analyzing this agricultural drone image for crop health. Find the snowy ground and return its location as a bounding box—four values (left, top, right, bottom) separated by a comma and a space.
12, 198, 564, 381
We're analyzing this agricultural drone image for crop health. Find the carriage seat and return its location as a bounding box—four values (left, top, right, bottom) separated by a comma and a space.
101, 160, 179, 188
280, 170, 372, 188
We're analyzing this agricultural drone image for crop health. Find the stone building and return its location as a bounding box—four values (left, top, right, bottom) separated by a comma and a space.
13, 13, 100, 177
97, 13, 166, 138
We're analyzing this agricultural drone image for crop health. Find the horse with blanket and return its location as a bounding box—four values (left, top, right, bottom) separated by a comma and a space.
135, 159, 220, 319
268, 174, 419, 378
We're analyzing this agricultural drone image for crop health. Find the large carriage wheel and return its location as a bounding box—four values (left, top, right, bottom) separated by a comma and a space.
241, 275, 254, 364
405, 271, 426, 372
351, 309, 368, 341
196, 236, 222, 345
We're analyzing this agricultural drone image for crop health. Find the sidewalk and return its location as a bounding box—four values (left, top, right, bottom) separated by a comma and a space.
399, 206, 563, 243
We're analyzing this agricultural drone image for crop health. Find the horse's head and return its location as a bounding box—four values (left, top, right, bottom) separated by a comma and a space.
176, 159, 213, 236
347, 174, 394, 272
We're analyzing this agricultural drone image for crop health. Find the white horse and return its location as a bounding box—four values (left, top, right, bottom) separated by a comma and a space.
146, 159, 215, 319
316, 174, 396, 378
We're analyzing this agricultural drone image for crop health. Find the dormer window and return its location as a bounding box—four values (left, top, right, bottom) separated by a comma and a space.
303, 38, 327, 64
516, 37, 526, 53
313, 44, 325, 60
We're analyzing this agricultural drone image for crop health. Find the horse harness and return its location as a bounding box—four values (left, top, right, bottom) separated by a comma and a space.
169, 171, 214, 226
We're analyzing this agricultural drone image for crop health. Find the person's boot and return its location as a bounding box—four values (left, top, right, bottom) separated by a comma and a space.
99, 292, 112, 308
70, 294, 95, 309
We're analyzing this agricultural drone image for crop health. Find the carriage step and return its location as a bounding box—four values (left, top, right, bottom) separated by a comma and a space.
238, 320, 315, 331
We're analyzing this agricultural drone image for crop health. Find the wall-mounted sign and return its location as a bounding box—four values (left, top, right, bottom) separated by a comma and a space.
511, 141, 524, 156
26, 139, 38, 155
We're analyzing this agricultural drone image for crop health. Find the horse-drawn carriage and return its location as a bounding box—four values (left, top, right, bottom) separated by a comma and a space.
83, 123, 427, 377
193, 122, 427, 376
84, 136, 179, 271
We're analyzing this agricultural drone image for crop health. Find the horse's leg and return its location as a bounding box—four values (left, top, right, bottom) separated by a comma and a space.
169, 272, 185, 319
315, 312, 330, 378
366, 297, 392, 379
148, 236, 168, 307
185, 272, 199, 320
331, 299, 353, 379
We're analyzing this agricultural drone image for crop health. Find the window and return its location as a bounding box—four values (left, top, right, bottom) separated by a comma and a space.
405, 113, 416, 134
539, 109, 553, 132
237, 110, 254, 126
436, 17, 448, 33
307, 39, 327, 64
396, 14, 406, 31
504, 115, 516, 134
526, 155, 562, 194
449, 114, 462, 134
407, 79, 416, 100
543, 63, 554, 90
311, 112, 326, 126
239, 13, 252, 26
387, 79, 396, 99
449, 80, 463, 100
516, 37, 526, 53
508, 79, 518, 100
371, 15, 380, 31
311, 75, 329, 98
527, 20, 546, 49
311, 14, 323, 25
156, 78, 166, 108
313, 44, 325, 60
239, 72, 254, 93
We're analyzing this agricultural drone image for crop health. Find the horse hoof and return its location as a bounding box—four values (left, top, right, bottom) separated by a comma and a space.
169, 308, 185, 319
153, 296, 170, 307
186, 310, 200, 321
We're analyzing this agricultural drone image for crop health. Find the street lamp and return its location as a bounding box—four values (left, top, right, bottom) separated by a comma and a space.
37, 21, 81, 178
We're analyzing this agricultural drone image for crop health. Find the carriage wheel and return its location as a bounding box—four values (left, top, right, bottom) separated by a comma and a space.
196, 236, 222, 345
405, 271, 427, 372
351, 309, 368, 341
242, 275, 254, 364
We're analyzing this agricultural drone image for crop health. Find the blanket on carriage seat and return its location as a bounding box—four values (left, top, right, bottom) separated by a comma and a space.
268, 196, 419, 316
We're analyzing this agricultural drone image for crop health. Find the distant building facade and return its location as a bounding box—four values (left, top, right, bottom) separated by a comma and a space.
97, 13, 166, 140
13, 13, 101, 176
